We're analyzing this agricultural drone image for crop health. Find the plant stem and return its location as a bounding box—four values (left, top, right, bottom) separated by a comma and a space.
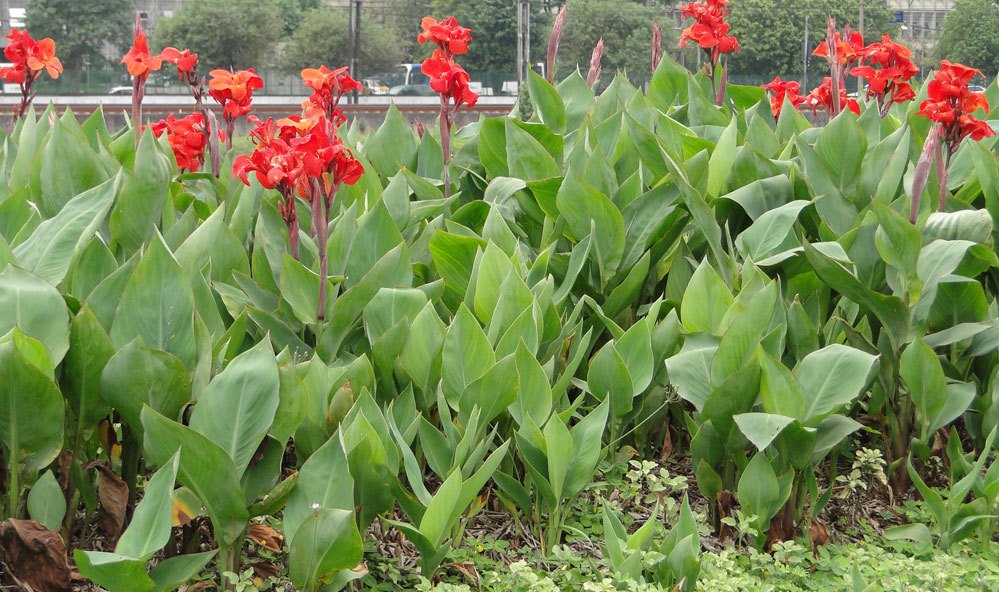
6, 466, 19, 520
937, 150, 953, 212
312, 179, 333, 321
440, 95, 452, 201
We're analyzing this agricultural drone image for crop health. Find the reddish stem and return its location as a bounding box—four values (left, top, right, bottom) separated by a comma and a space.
440, 94, 452, 201
311, 180, 330, 321
938, 149, 953, 213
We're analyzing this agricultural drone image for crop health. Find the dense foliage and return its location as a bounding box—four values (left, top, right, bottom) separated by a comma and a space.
1, 7, 999, 592
278, 8, 405, 74
24, 0, 135, 70
938, 0, 999, 76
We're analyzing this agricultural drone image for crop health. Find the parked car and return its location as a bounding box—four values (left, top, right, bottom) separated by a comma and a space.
108, 86, 133, 95
388, 84, 436, 96
362, 78, 389, 95
969, 85, 987, 94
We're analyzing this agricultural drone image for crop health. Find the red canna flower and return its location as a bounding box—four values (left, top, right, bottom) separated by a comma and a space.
147, 113, 209, 172
418, 16, 472, 55
804, 77, 860, 116
812, 30, 864, 66
913, 61, 994, 218
848, 34, 918, 115
762, 76, 806, 118
679, 0, 736, 105
918, 61, 994, 148
0, 29, 63, 119
1, 29, 62, 81
301, 65, 360, 115
422, 49, 478, 109
161, 47, 198, 77
209, 68, 264, 120
121, 28, 162, 78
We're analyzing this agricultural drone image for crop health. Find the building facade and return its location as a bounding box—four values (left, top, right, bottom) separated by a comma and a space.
889, 0, 955, 57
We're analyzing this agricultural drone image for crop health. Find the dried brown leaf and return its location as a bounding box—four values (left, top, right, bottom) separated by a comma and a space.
0, 518, 71, 592
247, 523, 284, 552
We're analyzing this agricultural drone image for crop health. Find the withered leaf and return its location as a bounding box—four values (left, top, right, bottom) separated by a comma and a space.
0, 518, 71, 592
247, 523, 284, 552
86, 461, 129, 544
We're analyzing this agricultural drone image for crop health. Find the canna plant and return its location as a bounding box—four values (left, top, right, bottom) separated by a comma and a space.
679, 0, 738, 105
0, 28, 62, 120
121, 15, 162, 139
418, 16, 478, 201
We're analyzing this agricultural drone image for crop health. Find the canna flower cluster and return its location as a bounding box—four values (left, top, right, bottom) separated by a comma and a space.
419, 17, 478, 110
418, 16, 478, 200
302, 65, 361, 118
679, 0, 737, 105
233, 66, 363, 320
850, 34, 918, 116
209, 68, 264, 150
809, 20, 861, 118
161, 47, 198, 83
910, 61, 994, 220
147, 113, 211, 173
812, 29, 864, 70
918, 61, 994, 147
761, 76, 806, 119
805, 77, 860, 116
0, 29, 63, 119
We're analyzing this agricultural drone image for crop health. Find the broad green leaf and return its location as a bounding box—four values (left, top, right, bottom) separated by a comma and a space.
707, 119, 737, 197
556, 170, 625, 287
738, 453, 787, 530
442, 304, 495, 405
0, 337, 64, 476
459, 354, 519, 427
26, 470, 66, 531
284, 434, 354, 543
74, 552, 154, 592
101, 341, 192, 437
110, 129, 171, 253
189, 339, 280, 477
680, 260, 733, 334
0, 265, 71, 364
38, 112, 111, 218
565, 400, 609, 499
923, 210, 992, 244
506, 119, 561, 181
289, 508, 363, 591
758, 350, 806, 419
174, 206, 249, 282
14, 175, 119, 284
364, 105, 417, 178
528, 69, 567, 134
543, 413, 573, 499
795, 345, 878, 423
140, 407, 249, 546
63, 307, 114, 439
149, 551, 217, 592
734, 413, 796, 452
116, 453, 180, 560
735, 200, 810, 261
110, 234, 197, 369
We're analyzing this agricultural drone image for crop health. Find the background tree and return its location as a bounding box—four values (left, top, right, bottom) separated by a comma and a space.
557, 0, 665, 83
429, 0, 549, 73
937, 0, 999, 76
152, 0, 284, 71
278, 7, 404, 74
724, 0, 897, 81
25, 0, 135, 70
274, 0, 322, 36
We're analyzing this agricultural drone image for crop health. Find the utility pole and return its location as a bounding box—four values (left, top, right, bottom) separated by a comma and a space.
348, 0, 363, 104
516, 0, 524, 89
803, 13, 809, 90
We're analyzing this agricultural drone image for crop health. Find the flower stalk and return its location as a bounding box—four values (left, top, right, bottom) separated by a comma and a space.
547, 4, 567, 83
679, 0, 738, 106
418, 17, 478, 202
